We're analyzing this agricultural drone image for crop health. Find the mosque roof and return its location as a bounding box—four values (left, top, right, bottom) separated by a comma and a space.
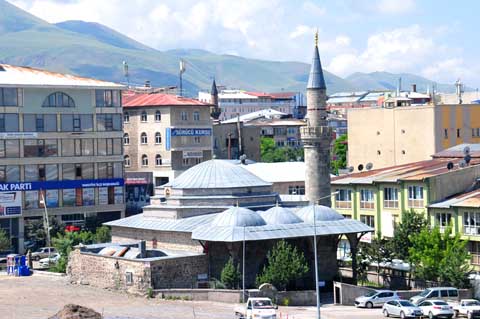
296, 205, 345, 223
163, 160, 271, 189
260, 206, 303, 225
307, 41, 326, 90
211, 206, 267, 227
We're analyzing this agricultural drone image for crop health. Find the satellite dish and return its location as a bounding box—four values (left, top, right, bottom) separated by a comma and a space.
447, 162, 454, 170
465, 154, 472, 165
366, 163, 373, 171
464, 146, 471, 155
459, 160, 467, 168
358, 164, 364, 171
348, 166, 354, 173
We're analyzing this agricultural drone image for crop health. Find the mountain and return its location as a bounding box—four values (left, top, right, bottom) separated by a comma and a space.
0, 0, 458, 95
346, 71, 458, 93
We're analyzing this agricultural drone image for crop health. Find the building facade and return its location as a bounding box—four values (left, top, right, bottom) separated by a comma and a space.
122, 92, 213, 187
0, 64, 125, 253
348, 103, 480, 171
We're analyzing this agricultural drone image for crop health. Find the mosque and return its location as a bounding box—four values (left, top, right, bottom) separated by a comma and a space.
69, 34, 373, 293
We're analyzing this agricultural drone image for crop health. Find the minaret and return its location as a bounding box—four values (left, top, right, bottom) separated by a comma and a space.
210, 79, 221, 120
301, 31, 332, 206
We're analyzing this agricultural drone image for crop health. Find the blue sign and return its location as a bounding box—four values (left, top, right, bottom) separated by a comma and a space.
170, 128, 212, 136
165, 127, 171, 151
0, 178, 124, 192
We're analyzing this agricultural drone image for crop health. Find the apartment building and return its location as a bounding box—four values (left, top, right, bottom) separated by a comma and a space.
0, 64, 125, 253
122, 92, 212, 187
348, 103, 480, 171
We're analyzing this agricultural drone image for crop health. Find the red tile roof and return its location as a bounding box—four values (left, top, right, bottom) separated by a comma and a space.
245, 91, 297, 99
123, 92, 210, 108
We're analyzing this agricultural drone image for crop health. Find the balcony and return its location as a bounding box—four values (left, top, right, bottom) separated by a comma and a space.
384, 200, 399, 209
464, 226, 480, 236
335, 201, 352, 209
471, 253, 480, 265
360, 201, 374, 210
408, 199, 424, 208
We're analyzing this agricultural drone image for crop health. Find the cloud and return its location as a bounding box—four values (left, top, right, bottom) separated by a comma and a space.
422, 58, 476, 84
376, 0, 415, 14
289, 25, 317, 39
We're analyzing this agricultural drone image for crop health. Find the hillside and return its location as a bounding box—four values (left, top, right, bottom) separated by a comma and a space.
0, 0, 458, 95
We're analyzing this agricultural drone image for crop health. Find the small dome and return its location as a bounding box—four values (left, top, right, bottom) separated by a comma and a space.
212, 206, 267, 227
296, 205, 344, 223
261, 206, 303, 225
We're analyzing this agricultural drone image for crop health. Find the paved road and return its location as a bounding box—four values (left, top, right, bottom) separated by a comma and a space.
0, 273, 384, 319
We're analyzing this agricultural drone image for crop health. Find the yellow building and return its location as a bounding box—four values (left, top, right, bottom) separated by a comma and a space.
348, 104, 480, 171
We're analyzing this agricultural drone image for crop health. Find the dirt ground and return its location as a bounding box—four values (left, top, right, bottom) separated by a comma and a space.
0, 273, 384, 319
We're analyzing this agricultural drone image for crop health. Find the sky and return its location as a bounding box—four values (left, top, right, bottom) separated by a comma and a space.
7, 0, 480, 87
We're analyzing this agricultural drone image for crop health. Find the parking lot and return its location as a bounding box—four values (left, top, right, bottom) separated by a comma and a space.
0, 273, 389, 319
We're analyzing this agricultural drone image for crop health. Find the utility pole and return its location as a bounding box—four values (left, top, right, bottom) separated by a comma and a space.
179, 60, 186, 96
40, 190, 51, 258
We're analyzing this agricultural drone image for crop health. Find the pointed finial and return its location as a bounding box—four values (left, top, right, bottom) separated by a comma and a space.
314, 29, 319, 47
236, 200, 239, 207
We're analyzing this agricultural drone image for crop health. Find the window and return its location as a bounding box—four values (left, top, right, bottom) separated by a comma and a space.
408, 186, 424, 208
123, 112, 130, 123
384, 187, 399, 208
97, 138, 122, 156
155, 111, 161, 122
288, 185, 305, 195
125, 272, 133, 285
435, 212, 452, 230
360, 215, 375, 228
24, 114, 57, 132
123, 133, 130, 145
181, 111, 188, 121
335, 189, 352, 209
95, 90, 121, 107
61, 139, 94, 157
444, 128, 448, 139
155, 132, 162, 144
155, 154, 162, 166
473, 128, 480, 138
141, 155, 148, 166
194, 136, 201, 144
96, 114, 122, 131
24, 139, 58, 157
0, 165, 20, 182
457, 128, 461, 138
193, 111, 200, 121
141, 111, 147, 122
60, 114, 93, 132
0, 88, 19, 106
464, 212, 480, 235
124, 155, 131, 167
98, 162, 114, 179
141, 132, 148, 144
0, 114, 19, 132
0, 140, 20, 158
42, 92, 75, 107
470, 242, 480, 265
360, 189, 374, 209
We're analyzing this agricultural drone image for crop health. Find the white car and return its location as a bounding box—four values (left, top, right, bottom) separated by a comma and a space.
453, 299, 480, 318
38, 253, 61, 268
418, 299, 454, 319
382, 300, 423, 318
234, 297, 277, 319
355, 290, 400, 308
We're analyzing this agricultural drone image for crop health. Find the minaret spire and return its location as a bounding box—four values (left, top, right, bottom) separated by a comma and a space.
210, 77, 221, 120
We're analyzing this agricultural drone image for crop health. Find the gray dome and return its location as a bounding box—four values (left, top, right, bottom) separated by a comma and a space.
163, 160, 271, 189
261, 206, 303, 225
212, 206, 267, 227
296, 205, 344, 223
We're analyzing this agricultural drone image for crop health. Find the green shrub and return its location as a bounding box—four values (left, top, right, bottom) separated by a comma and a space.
220, 257, 241, 289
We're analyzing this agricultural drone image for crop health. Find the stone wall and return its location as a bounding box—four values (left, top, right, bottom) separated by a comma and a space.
150, 254, 208, 289
111, 227, 203, 252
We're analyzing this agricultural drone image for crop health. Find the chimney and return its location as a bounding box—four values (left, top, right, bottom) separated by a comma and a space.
138, 240, 146, 258
144, 80, 151, 88
412, 84, 417, 92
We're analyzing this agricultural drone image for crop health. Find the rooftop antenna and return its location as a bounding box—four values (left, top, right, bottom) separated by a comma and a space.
397, 77, 402, 96
366, 162, 373, 171
455, 78, 464, 104
179, 59, 186, 97
122, 61, 129, 88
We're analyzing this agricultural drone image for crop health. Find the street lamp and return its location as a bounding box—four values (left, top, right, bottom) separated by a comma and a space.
313, 191, 339, 319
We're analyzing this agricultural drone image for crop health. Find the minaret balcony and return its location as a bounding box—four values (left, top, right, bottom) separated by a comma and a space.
300, 126, 332, 139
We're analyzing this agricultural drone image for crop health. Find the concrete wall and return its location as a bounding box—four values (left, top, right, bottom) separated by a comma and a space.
429, 165, 480, 202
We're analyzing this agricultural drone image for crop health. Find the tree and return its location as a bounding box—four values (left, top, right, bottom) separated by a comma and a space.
409, 226, 471, 287
357, 233, 395, 285
0, 229, 10, 251
260, 137, 304, 162
24, 217, 64, 247
392, 210, 428, 260
256, 240, 309, 290
95, 226, 111, 243
220, 257, 241, 289
51, 230, 96, 273
331, 134, 347, 174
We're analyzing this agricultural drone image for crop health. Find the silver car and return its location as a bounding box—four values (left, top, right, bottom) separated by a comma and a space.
355, 290, 400, 308
382, 300, 423, 318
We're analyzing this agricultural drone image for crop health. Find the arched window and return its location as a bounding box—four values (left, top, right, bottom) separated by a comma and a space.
141, 111, 148, 122
141, 154, 148, 166
123, 112, 130, 123
141, 132, 147, 144
124, 155, 130, 167
155, 154, 162, 166
42, 92, 75, 107
155, 132, 162, 144
155, 110, 161, 122
123, 133, 130, 145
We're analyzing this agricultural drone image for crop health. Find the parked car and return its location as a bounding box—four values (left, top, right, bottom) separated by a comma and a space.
382, 300, 423, 318
355, 290, 400, 308
410, 287, 459, 305
453, 299, 480, 318
417, 300, 454, 319
234, 297, 277, 319
38, 253, 61, 268
31, 247, 57, 261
